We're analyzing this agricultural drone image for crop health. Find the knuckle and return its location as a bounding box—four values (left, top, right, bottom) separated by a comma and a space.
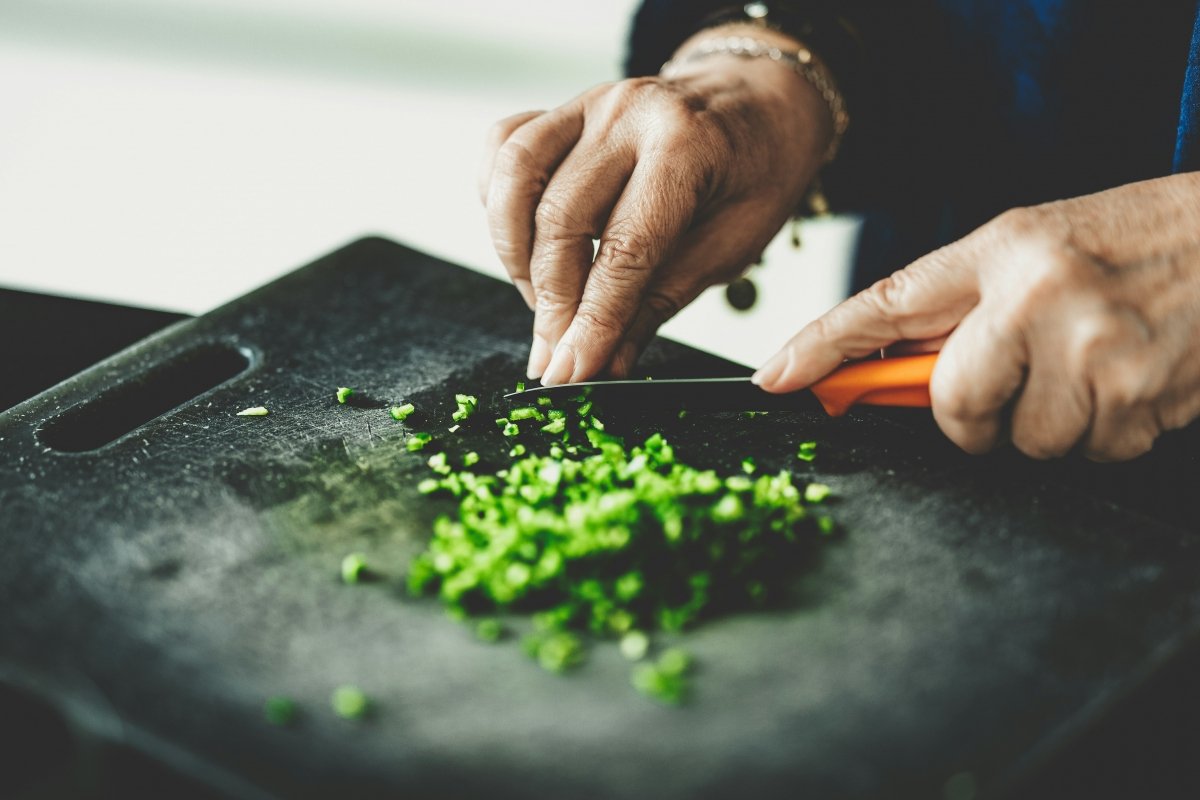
533, 194, 587, 237
988, 206, 1046, 241
572, 302, 627, 341
641, 288, 683, 324
493, 140, 548, 189
857, 270, 917, 327
1011, 426, 1067, 460
595, 227, 657, 274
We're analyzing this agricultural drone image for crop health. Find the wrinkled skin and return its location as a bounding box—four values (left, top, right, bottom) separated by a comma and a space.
754, 173, 1200, 461
479, 26, 832, 385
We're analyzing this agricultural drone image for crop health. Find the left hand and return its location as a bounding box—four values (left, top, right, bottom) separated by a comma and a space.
752, 172, 1200, 461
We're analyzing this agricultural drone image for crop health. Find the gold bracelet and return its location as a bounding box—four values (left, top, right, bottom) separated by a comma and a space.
660, 34, 849, 163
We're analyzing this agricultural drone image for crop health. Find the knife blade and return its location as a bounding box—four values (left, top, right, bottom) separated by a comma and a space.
504, 353, 937, 416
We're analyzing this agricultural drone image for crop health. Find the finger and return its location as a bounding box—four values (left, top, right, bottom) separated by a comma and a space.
928, 304, 1028, 454
540, 157, 701, 385
884, 336, 948, 357
478, 110, 543, 206
486, 103, 585, 311
523, 136, 638, 379
608, 202, 779, 378
752, 242, 983, 393
1083, 350, 1161, 462
1008, 336, 1093, 460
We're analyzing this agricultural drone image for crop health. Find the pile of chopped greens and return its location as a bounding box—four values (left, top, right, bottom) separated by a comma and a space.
397, 383, 837, 704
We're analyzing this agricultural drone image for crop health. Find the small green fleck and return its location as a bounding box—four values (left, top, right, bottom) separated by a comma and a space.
510, 407, 545, 422
263, 696, 295, 726
236, 406, 269, 417
741, 457, 756, 474
476, 618, 504, 643
515, 381, 526, 393
804, 483, 832, 503
619, 630, 650, 661
509, 444, 527, 458
531, 631, 584, 673
502, 422, 520, 437
336, 387, 354, 404
462, 451, 480, 467
406, 432, 432, 452
341, 552, 369, 584
677, 409, 687, 419
389, 403, 414, 421
797, 441, 818, 462
657, 648, 692, 677
541, 417, 566, 435
448, 424, 460, 433
417, 478, 441, 494
330, 685, 369, 719
817, 516, 836, 535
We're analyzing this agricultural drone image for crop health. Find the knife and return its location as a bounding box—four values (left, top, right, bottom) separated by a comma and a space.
503, 353, 937, 416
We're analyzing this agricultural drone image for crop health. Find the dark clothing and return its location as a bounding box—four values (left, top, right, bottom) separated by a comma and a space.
627, 1, 1200, 285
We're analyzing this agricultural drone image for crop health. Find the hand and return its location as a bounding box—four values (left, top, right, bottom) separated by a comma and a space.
753, 173, 1200, 461
479, 26, 832, 384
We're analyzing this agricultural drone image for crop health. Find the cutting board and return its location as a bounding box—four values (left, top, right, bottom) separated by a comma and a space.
1, 237, 1198, 799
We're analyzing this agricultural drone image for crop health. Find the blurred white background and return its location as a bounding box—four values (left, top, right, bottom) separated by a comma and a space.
0, 0, 858, 366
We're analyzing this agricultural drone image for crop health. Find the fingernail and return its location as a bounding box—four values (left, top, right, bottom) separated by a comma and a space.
527, 335, 551, 380
752, 350, 787, 387
513, 278, 535, 311
540, 343, 576, 387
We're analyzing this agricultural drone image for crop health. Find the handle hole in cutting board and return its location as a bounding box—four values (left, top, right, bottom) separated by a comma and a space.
38, 344, 252, 452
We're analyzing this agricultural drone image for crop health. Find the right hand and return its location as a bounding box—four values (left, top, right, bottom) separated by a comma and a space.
479, 30, 834, 384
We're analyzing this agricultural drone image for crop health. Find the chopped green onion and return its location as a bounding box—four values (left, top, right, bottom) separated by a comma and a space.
336, 387, 354, 404
448, 424, 460, 433
462, 451, 480, 467
417, 478, 441, 494
330, 685, 369, 719
804, 483, 832, 503
236, 406, 269, 417
389, 403, 414, 421
741, 457, 756, 474
619, 630, 650, 661
341, 552, 369, 584
509, 407, 544, 421
536, 396, 553, 407
263, 696, 296, 726
541, 417, 566, 435
508, 444, 527, 458
502, 422, 520, 437
797, 441, 818, 462
406, 432, 432, 452
515, 381, 525, 393
476, 618, 504, 643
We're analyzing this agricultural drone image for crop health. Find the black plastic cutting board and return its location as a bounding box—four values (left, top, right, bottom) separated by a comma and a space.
2, 237, 1199, 799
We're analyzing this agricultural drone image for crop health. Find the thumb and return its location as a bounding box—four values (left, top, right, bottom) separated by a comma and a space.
752, 241, 985, 393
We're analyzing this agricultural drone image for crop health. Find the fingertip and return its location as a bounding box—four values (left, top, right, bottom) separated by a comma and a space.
752, 348, 791, 392
540, 342, 576, 386
513, 278, 536, 311
527, 335, 551, 380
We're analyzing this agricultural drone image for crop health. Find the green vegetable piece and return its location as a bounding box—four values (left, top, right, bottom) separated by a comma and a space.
541, 417, 566, 434
509, 407, 544, 421
236, 406, 269, 417
657, 648, 692, 677
336, 387, 354, 404
476, 618, 504, 643
389, 403, 414, 421
631, 663, 687, 704
515, 381, 525, 393
341, 552, 369, 584
462, 451, 480, 467
330, 685, 369, 719
804, 483, 832, 503
677, 409, 687, 419
577, 400, 593, 417
532, 631, 584, 673
619, 630, 650, 661
495, 417, 509, 429
817, 516, 836, 535
502, 422, 520, 437
447, 424, 460, 433
741, 457, 756, 474
536, 396, 553, 406
263, 695, 296, 726
797, 441, 818, 462
417, 478, 441, 495
406, 432, 432, 452
508, 444, 527, 458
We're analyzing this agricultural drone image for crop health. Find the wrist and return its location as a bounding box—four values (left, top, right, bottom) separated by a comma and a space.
662, 23, 842, 164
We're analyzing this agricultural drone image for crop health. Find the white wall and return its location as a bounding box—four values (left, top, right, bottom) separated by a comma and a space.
0, 0, 856, 366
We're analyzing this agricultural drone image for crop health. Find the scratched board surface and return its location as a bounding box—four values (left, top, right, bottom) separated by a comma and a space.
1, 237, 1199, 799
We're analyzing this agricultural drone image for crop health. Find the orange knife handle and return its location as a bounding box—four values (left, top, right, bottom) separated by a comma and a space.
809, 353, 937, 417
